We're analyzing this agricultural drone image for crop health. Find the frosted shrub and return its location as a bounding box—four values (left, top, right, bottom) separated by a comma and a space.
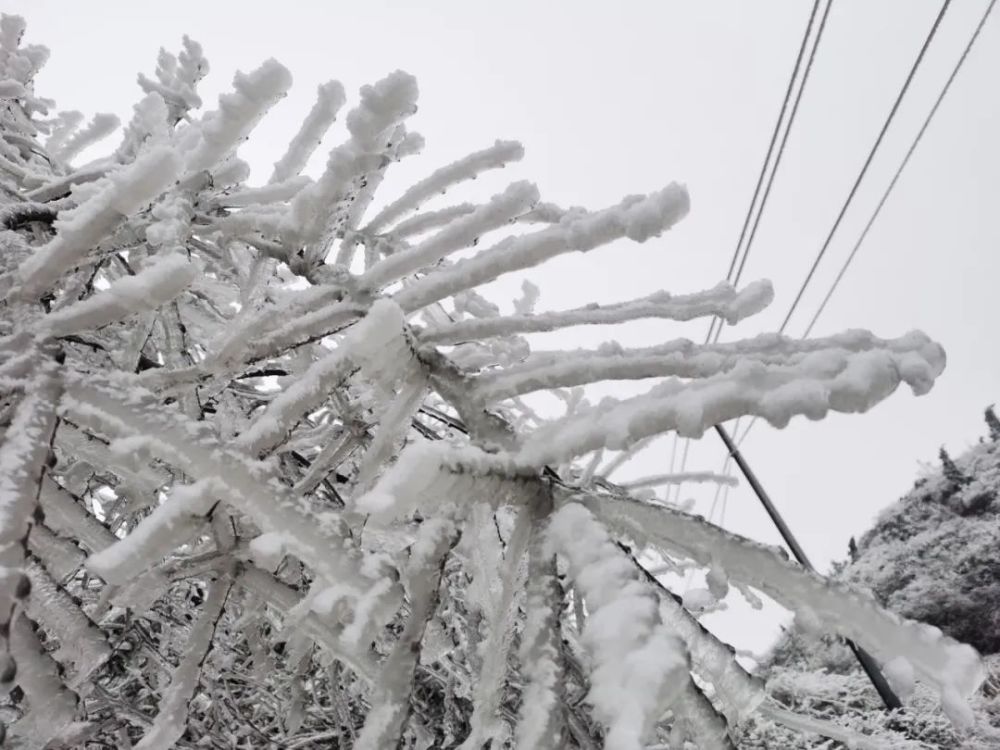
0, 15, 983, 749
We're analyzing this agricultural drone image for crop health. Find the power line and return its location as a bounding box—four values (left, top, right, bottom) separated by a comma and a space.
678, 2, 831, 503
728, 0, 834, 297
707, 1, 968, 710
706, 0, 826, 345
736, 0, 989, 448
717, 0, 993, 706
778, 0, 953, 334
802, 0, 997, 338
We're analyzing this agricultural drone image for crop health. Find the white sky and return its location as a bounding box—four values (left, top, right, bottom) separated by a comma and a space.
11, 0, 1000, 658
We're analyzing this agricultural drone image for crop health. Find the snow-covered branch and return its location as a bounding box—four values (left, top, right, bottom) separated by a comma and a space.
0, 16, 974, 745
546, 502, 689, 750
363, 139, 525, 234
420, 279, 773, 344
591, 492, 985, 718
270, 80, 346, 184
393, 184, 690, 313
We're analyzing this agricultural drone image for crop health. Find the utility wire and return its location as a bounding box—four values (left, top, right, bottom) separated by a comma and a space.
737, 0, 988, 449
706, 0, 825, 345
710, 1, 978, 710
728, 0, 834, 298
802, 0, 997, 338
778, 0, 953, 334
677, 2, 831, 503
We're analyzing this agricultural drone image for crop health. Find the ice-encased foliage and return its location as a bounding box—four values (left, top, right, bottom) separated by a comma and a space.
0, 15, 983, 748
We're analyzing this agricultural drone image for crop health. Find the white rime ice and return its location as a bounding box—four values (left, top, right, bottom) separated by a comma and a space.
420, 279, 774, 344
359, 181, 540, 291
364, 139, 525, 234
281, 70, 418, 246
270, 80, 346, 183
393, 184, 691, 313
12, 146, 182, 300
0, 16, 977, 747
42, 253, 197, 337
514, 522, 565, 749
86, 479, 218, 583
354, 519, 456, 750
515, 331, 946, 466
621, 471, 738, 490
593, 494, 985, 709
180, 59, 292, 176
547, 503, 689, 750
52, 112, 120, 164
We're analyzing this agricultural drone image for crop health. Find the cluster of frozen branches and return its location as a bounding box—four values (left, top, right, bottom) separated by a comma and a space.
0, 15, 986, 749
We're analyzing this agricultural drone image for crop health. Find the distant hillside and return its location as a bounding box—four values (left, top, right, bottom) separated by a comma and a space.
734, 409, 1000, 749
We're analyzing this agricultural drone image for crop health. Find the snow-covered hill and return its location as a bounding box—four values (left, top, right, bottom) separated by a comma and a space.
736, 409, 1000, 748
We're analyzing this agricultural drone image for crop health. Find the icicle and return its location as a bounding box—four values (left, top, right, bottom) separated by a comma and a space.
56, 422, 169, 498
27, 523, 83, 581
393, 184, 690, 313
270, 80, 346, 183
654, 583, 765, 723
355, 519, 457, 750
421, 280, 773, 345
671, 680, 735, 749
758, 703, 890, 749
546, 503, 689, 750
42, 252, 197, 337
134, 575, 231, 750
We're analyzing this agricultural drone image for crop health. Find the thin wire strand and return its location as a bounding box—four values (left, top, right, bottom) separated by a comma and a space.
705, 0, 825, 345
729, 0, 834, 296
678, 5, 831, 501
777, 0, 953, 334
802, 0, 997, 338
737, 0, 989, 448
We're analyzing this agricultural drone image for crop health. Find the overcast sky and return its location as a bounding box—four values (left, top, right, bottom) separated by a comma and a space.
11, 0, 1000, 657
